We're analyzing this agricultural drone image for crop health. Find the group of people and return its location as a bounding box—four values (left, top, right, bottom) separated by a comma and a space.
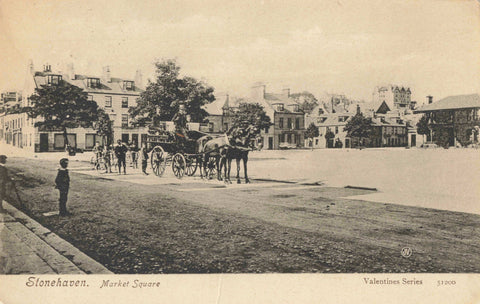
92, 140, 140, 175
93, 140, 150, 175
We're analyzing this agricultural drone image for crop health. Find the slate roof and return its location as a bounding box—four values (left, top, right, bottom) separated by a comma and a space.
33, 72, 142, 95
414, 94, 480, 112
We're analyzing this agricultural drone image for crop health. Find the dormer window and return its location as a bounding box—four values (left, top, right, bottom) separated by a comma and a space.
292, 105, 299, 112
275, 104, 284, 111
47, 75, 62, 85
87, 78, 101, 88
123, 81, 134, 91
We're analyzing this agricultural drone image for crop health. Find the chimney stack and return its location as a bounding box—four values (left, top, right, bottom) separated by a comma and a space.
102, 66, 111, 83
427, 95, 433, 104
250, 82, 265, 100
66, 63, 75, 80
28, 59, 34, 75
134, 70, 143, 89
282, 88, 290, 98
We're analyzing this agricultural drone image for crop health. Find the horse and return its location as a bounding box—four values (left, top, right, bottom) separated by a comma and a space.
222, 125, 260, 184
196, 133, 230, 181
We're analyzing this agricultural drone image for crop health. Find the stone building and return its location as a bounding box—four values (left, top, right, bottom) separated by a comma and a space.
1, 62, 146, 152
414, 94, 480, 147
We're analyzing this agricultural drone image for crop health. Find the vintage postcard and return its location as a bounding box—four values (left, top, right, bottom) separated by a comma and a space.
0, 0, 479, 303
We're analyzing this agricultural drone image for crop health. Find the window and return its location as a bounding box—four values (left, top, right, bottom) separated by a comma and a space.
223, 123, 229, 131
278, 134, 283, 143
295, 118, 300, 130
335, 126, 338, 134
265, 126, 269, 133
88, 95, 94, 101
287, 118, 292, 129
123, 81, 134, 90
47, 75, 62, 85
209, 123, 214, 132
122, 114, 129, 127
279, 118, 284, 129
122, 97, 128, 108
105, 96, 112, 107
87, 78, 100, 88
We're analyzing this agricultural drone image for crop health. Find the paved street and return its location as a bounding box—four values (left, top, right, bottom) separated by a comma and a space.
0, 201, 112, 274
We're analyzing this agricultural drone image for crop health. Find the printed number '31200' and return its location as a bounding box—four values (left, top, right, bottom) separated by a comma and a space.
437, 280, 456, 286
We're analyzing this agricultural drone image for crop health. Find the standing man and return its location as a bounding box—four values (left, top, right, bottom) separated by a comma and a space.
0, 155, 9, 213
55, 158, 70, 216
114, 140, 128, 174
140, 142, 149, 175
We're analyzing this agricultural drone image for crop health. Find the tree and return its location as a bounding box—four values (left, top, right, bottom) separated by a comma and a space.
343, 112, 373, 147
290, 91, 318, 114
416, 114, 430, 144
305, 122, 319, 148
229, 102, 271, 130
129, 59, 215, 127
324, 128, 335, 148
22, 80, 99, 148
94, 109, 114, 146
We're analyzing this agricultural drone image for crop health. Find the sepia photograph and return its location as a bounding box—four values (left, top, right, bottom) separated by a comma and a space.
0, 0, 479, 303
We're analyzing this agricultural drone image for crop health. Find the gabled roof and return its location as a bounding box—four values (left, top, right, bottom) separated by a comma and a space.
414, 94, 480, 112
315, 112, 354, 126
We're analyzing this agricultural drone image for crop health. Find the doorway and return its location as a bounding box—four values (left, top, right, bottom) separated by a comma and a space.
40, 133, 49, 152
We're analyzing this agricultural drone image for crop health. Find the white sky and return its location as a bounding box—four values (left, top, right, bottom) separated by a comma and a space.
1, 0, 479, 104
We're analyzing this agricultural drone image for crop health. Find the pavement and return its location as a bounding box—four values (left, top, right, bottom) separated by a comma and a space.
0, 200, 112, 274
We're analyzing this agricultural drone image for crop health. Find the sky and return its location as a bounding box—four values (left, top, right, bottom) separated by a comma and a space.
1, 0, 479, 105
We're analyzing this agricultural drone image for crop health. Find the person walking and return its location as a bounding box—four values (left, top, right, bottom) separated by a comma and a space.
0, 155, 10, 213
103, 145, 113, 173
140, 142, 149, 175
55, 158, 71, 216
114, 140, 128, 174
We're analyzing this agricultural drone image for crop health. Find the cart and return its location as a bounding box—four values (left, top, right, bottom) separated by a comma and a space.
146, 129, 217, 179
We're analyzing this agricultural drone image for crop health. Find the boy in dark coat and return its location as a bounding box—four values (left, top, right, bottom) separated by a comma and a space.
0, 155, 9, 213
55, 158, 70, 216
140, 142, 149, 175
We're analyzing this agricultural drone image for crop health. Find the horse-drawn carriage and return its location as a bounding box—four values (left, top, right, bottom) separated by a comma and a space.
146, 128, 218, 179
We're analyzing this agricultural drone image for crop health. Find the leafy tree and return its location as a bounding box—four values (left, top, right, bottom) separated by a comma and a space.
416, 114, 430, 143
324, 128, 335, 148
129, 59, 215, 127
343, 112, 373, 146
94, 109, 114, 146
305, 122, 319, 148
290, 91, 318, 114
229, 102, 271, 130
22, 80, 99, 148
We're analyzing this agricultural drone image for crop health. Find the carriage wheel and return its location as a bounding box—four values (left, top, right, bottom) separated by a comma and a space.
205, 157, 217, 179
150, 146, 167, 177
185, 156, 198, 176
172, 153, 186, 179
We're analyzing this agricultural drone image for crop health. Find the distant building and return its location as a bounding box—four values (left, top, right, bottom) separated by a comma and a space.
0, 91, 22, 112
204, 84, 305, 149
305, 102, 408, 149
373, 85, 413, 111
1, 62, 146, 152
414, 94, 480, 147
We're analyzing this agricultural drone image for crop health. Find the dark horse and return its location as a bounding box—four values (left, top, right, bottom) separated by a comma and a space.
196, 125, 260, 183
222, 125, 260, 184
196, 133, 229, 181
